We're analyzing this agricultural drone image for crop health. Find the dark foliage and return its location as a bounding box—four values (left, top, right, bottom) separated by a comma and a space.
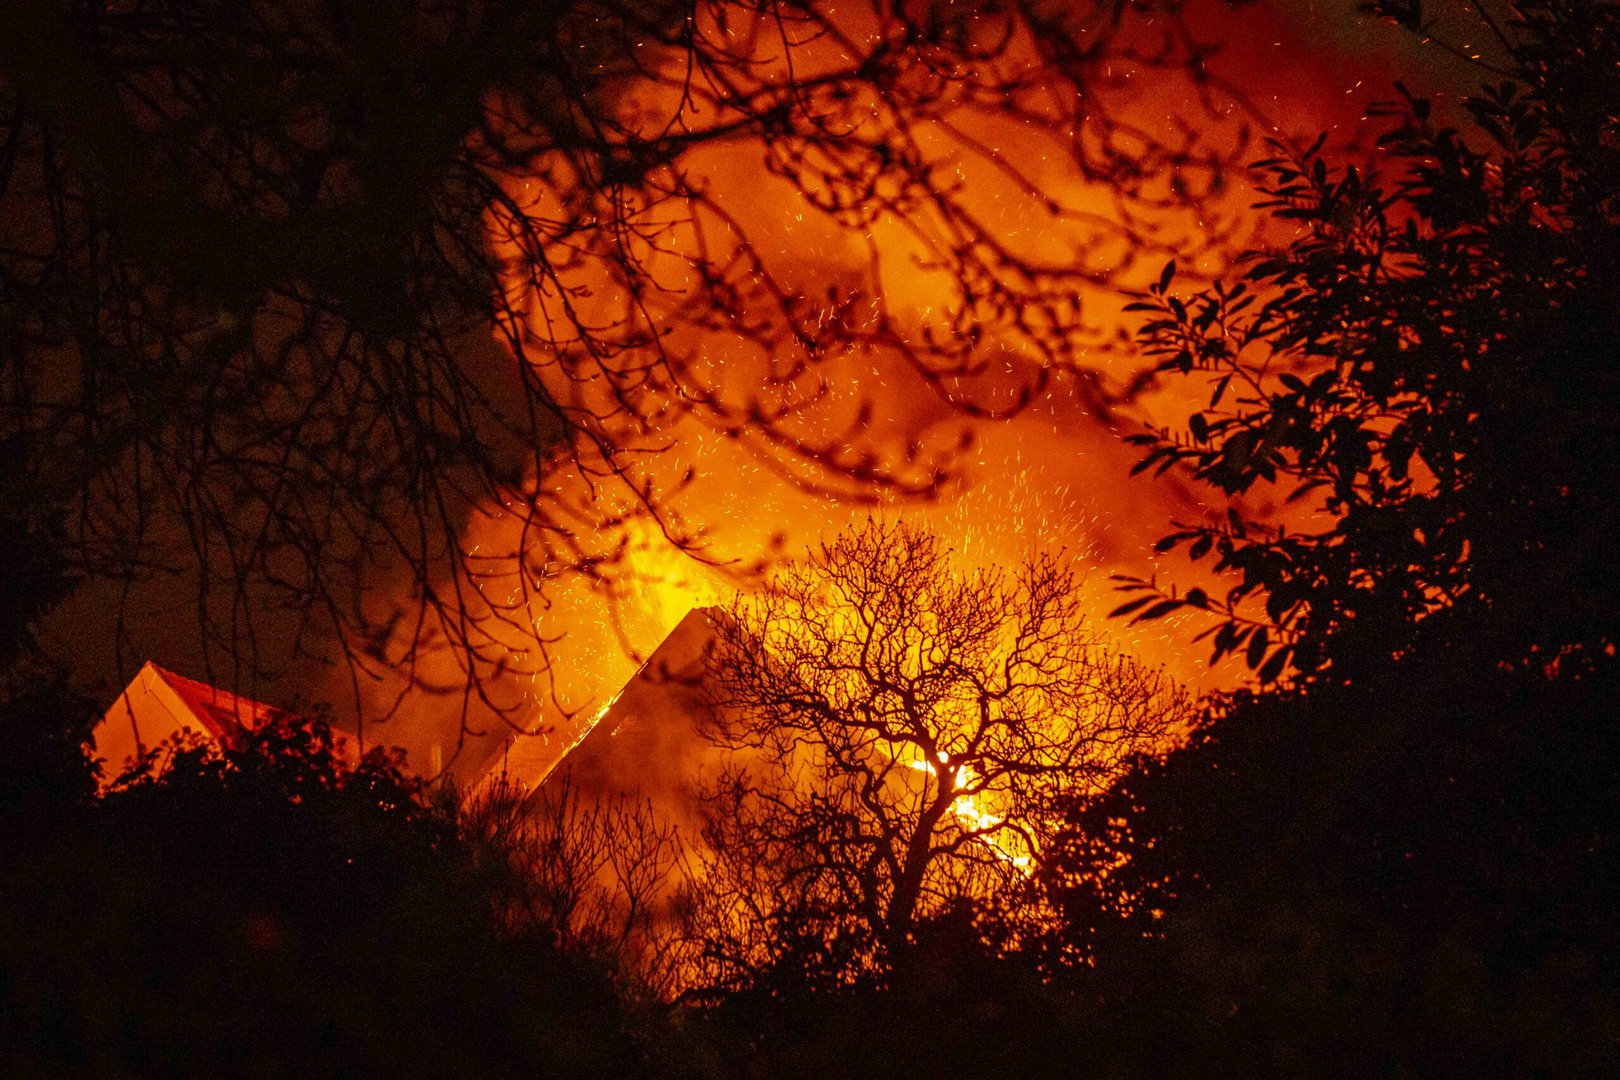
0, 673, 100, 853
694, 930, 1077, 1080
1046, 3, 1620, 1075
1114, 0, 1619, 684
0, 705, 651, 1078
1049, 653, 1620, 1077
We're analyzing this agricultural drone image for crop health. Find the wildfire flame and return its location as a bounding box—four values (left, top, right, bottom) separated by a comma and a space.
905, 755, 1033, 873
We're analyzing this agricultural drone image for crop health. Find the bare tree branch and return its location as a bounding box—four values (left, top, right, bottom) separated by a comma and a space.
683, 520, 1188, 991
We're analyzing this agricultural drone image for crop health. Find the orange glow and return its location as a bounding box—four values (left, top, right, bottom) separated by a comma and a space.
327, 1, 1441, 994
340, 1, 1398, 791
905, 756, 1033, 873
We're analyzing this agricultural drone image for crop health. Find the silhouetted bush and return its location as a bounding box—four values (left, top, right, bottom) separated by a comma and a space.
1048, 3, 1620, 1074
1050, 646, 1620, 1077
0, 707, 655, 1078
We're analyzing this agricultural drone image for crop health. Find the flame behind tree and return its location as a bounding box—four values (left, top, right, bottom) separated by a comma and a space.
686, 521, 1186, 992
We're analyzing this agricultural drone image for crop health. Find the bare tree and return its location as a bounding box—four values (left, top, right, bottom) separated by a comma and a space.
459, 772, 692, 998
0, 1, 1249, 726
683, 521, 1187, 992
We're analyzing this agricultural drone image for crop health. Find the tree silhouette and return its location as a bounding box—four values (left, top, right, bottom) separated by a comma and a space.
684, 521, 1185, 993
0, 706, 657, 1077
1046, 663, 1620, 1078
460, 771, 691, 999
1045, 4, 1620, 1072
0, 0, 1247, 719
1112, 0, 1619, 684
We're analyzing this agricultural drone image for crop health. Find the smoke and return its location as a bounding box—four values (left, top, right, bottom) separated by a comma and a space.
326, 0, 1426, 778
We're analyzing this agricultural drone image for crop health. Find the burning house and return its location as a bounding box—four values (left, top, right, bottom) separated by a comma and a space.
92, 610, 725, 813
474, 606, 724, 816
93, 662, 300, 787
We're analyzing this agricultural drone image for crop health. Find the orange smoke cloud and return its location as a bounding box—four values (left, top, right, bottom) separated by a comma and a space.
343, 0, 1398, 780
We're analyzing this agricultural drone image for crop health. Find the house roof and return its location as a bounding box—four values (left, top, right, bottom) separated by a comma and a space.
541, 606, 722, 801
145, 663, 288, 744
470, 606, 724, 803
